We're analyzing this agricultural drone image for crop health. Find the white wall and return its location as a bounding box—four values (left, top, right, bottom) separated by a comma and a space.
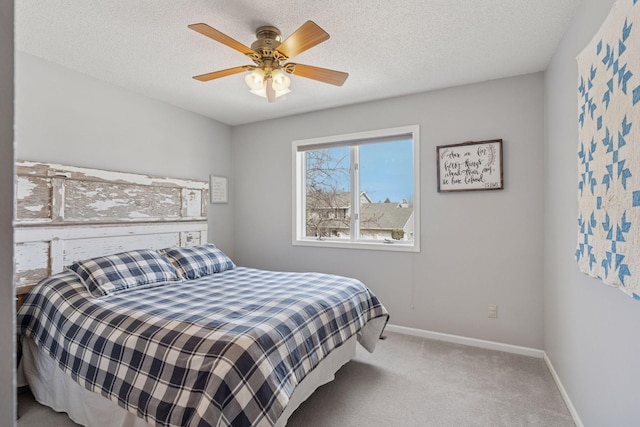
544, 0, 640, 425
0, 2, 15, 425
15, 52, 234, 255
232, 73, 545, 349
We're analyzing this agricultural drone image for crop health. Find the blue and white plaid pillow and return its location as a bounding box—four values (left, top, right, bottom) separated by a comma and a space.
159, 244, 236, 280
68, 249, 180, 297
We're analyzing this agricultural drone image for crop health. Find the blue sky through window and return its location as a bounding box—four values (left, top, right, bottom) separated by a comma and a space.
360, 139, 413, 203
306, 140, 413, 203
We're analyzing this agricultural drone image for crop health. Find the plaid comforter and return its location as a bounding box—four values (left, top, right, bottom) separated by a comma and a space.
18, 267, 388, 427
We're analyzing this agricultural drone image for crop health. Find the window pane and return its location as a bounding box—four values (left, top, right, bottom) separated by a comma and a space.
359, 140, 414, 242
304, 146, 351, 239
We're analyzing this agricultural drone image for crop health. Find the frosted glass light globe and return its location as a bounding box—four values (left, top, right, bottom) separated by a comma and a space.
244, 69, 266, 90
271, 69, 291, 92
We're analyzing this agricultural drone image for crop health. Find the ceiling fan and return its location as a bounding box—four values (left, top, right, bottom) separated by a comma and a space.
188, 21, 349, 103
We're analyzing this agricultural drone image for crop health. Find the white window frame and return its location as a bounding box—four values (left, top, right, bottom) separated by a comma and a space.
292, 125, 420, 253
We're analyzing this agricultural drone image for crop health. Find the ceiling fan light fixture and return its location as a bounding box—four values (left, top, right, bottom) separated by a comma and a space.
249, 81, 290, 99
249, 86, 266, 97
247, 69, 291, 101
271, 69, 291, 92
244, 68, 266, 90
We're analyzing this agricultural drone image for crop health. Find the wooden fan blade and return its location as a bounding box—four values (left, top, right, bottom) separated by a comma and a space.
286, 63, 348, 86
188, 23, 255, 56
276, 21, 329, 59
193, 66, 249, 82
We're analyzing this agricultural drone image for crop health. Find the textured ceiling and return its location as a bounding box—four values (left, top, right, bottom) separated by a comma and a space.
16, 1, 581, 126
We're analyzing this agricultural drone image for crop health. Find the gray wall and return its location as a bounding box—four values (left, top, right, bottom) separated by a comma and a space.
232, 73, 545, 349
0, 1, 15, 425
544, 0, 640, 425
15, 52, 234, 255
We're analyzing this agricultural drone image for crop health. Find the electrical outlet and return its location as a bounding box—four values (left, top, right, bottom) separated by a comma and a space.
488, 304, 498, 318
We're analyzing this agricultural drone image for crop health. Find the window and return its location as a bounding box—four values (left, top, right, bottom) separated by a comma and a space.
293, 125, 420, 252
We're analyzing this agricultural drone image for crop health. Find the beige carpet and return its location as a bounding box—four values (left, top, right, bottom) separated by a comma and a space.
18, 331, 574, 427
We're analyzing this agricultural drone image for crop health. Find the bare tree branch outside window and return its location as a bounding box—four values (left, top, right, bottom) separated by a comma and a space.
305, 148, 351, 238
305, 148, 387, 239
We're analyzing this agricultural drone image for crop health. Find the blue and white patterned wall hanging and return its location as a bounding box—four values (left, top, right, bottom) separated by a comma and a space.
576, 0, 640, 300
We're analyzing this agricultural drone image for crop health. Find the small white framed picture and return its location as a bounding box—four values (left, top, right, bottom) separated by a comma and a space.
209, 175, 228, 203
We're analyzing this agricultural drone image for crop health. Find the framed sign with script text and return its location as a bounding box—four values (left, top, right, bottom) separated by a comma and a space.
436, 139, 503, 192
209, 175, 228, 203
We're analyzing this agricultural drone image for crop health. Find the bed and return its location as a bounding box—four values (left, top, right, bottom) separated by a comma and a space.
15, 162, 389, 427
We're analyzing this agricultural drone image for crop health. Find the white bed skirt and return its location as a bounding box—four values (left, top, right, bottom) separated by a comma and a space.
21, 335, 358, 427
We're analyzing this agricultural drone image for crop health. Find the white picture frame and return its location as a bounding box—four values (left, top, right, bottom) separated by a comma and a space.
209, 175, 228, 203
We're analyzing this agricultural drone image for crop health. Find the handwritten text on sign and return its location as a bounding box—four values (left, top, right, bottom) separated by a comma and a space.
437, 139, 503, 192
209, 175, 228, 203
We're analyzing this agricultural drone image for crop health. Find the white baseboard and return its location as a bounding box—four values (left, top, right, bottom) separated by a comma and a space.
384, 324, 544, 358
543, 352, 584, 427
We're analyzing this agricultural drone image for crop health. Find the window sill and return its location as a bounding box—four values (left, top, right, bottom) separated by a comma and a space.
293, 238, 420, 253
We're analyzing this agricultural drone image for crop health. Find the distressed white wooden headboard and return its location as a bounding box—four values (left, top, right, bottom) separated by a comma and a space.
15, 160, 208, 303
